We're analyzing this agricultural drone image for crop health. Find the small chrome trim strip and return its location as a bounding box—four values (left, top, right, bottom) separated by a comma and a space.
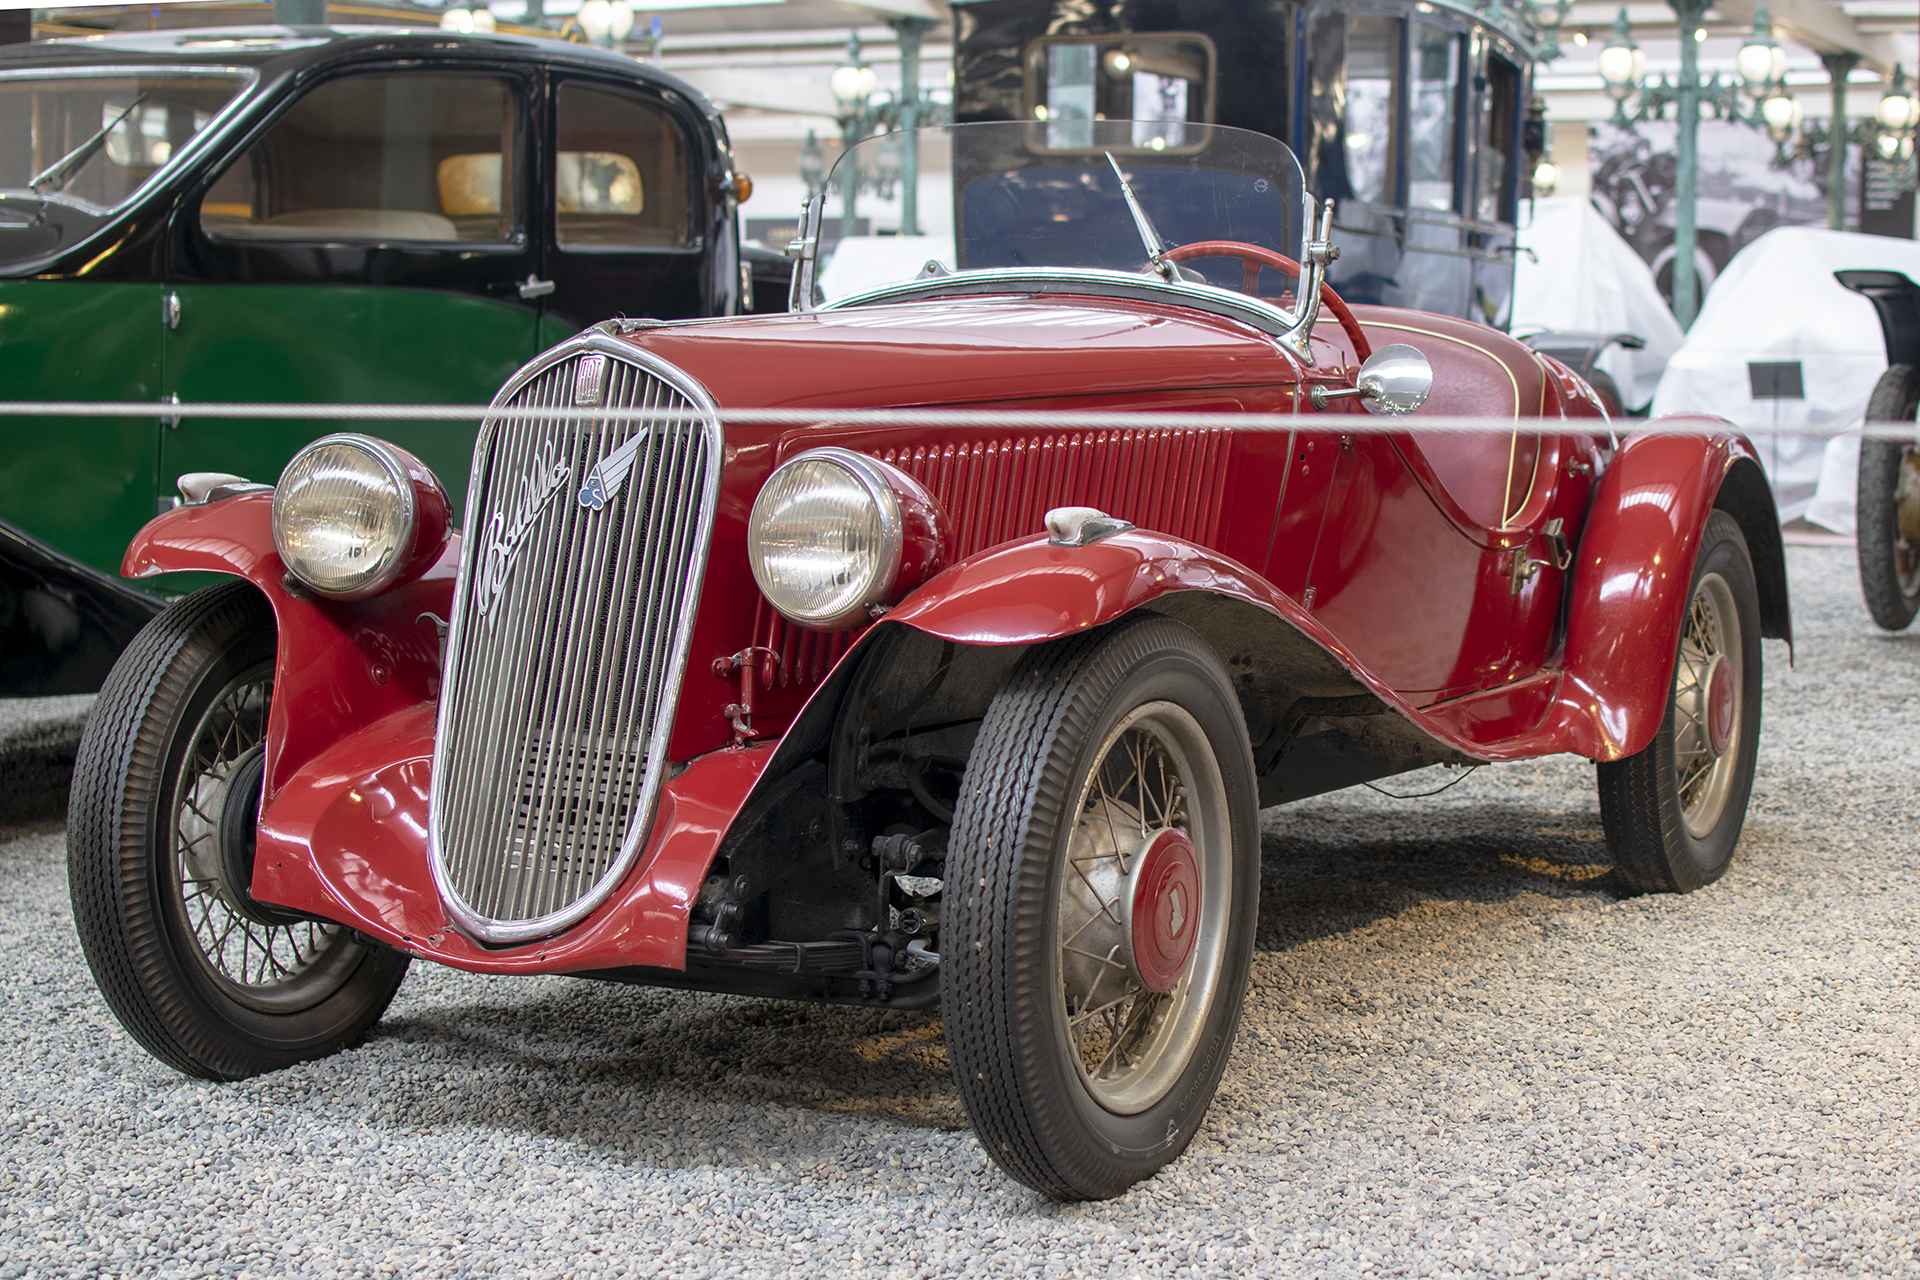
426, 331, 723, 946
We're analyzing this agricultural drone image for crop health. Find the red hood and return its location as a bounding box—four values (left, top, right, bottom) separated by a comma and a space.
616, 295, 1329, 408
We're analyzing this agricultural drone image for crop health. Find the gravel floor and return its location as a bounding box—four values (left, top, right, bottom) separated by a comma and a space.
3, 543, 1917, 1278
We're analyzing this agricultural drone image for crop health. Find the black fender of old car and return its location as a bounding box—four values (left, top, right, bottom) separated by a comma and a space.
0, 518, 163, 697
1836, 270, 1920, 370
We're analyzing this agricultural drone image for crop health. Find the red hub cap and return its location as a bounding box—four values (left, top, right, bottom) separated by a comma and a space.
1130, 829, 1201, 994
1704, 655, 1736, 758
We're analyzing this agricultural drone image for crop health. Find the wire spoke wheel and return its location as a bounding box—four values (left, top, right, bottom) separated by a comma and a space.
1669, 574, 1742, 839
943, 617, 1258, 1200
166, 667, 363, 1014
1893, 447, 1920, 597
1597, 511, 1763, 894
1056, 704, 1230, 1115
68, 581, 410, 1080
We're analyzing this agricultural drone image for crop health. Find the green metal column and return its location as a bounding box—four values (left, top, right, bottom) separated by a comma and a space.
891, 17, 934, 237
1671, 0, 1708, 330
275, 0, 327, 25
1822, 51, 1860, 230
839, 32, 863, 243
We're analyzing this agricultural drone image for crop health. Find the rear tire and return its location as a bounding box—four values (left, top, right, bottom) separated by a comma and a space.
1856, 364, 1920, 631
942, 616, 1259, 1200
68, 581, 409, 1080
1597, 511, 1762, 893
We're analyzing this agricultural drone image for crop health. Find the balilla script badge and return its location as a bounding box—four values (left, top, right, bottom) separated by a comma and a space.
473, 436, 570, 622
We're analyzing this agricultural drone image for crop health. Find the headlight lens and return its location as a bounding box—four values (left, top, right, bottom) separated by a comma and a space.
272, 434, 419, 599
749, 449, 904, 630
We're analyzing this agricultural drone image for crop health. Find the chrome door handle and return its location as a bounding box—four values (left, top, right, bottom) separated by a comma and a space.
517, 275, 555, 300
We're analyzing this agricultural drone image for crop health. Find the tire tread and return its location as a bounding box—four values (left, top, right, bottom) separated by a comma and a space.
68, 582, 405, 1080
1856, 365, 1920, 631
944, 617, 1255, 1199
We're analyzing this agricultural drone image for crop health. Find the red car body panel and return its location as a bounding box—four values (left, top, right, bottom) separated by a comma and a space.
122, 495, 455, 801
117, 294, 1783, 977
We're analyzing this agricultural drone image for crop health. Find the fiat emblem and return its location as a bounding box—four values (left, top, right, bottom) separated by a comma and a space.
573, 353, 607, 406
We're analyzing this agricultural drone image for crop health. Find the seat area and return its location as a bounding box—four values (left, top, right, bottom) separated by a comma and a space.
206, 207, 461, 242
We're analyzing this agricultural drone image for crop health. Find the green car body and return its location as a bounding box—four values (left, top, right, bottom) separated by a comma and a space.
1, 26, 760, 694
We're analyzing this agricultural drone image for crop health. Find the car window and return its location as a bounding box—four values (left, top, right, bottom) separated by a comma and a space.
1, 73, 245, 206
0, 72, 249, 268
1408, 24, 1459, 212
1022, 34, 1216, 153
200, 73, 521, 244
1343, 15, 1400, 206
553, 82, 690, 250
1476, 53, 1520, 224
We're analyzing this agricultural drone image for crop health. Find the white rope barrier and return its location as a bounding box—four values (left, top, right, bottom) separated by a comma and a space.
0, 400, 1912, 439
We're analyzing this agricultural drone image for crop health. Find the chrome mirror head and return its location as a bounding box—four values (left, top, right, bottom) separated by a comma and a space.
1356, 343, 1432, 416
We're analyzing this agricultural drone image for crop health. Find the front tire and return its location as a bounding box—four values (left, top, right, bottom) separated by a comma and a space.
1597, 511, 1762, 893
942, 616, 1259, 1200
68, 581, 409, 1080
1856, 364, 1920, 631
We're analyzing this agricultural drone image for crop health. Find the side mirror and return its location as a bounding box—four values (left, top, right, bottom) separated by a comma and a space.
1355, 344, 1432, 416
1310, 342, 1433, 416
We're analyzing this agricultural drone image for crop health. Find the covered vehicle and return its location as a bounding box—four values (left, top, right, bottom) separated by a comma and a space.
1512, 195, 1684, 416
0, 25, 764, 696
1650, 227, 1920, 526
68, 121, 1788, 1201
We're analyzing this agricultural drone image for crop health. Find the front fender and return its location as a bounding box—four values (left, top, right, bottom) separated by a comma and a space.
884, 529, 1295, 645
1549, 420, 1786, 760
121, 495, 458, 801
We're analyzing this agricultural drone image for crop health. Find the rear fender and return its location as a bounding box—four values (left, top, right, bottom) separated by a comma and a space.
1553, 422, 1787, 761
122, 495, 458, 801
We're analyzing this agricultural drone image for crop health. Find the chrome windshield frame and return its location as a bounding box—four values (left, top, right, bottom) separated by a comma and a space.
814, 198, 1338, 366
794, 121, 1336, 364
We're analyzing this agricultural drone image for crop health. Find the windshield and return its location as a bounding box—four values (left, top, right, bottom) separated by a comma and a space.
0, 70, 252, 268
811, 119, 1308, 307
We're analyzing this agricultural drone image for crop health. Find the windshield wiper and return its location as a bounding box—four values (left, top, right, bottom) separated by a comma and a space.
1105, 152, 1185, 283
29, 94, 147, 195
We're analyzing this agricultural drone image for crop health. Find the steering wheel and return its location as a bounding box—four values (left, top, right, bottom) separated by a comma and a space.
1163, 240, 1371, 362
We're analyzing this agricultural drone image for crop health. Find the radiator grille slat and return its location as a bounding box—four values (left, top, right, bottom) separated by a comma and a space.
431, 344, 719, 943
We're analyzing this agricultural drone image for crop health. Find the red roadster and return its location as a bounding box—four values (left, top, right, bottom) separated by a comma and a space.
69, 122, 1787, 1200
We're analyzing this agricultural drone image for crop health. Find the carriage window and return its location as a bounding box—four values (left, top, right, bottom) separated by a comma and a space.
1025, 34, 1216, 152
1477, 54, 1520, 224
1409, 24, 1459, 212
554, 83, 691, 250
1344, 16, 1401, 205
201, 74, 520, 243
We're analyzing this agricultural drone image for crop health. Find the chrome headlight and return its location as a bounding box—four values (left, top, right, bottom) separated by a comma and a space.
749, 448, 904, 631
272, 434, 421, 599
749, 448, 951, 631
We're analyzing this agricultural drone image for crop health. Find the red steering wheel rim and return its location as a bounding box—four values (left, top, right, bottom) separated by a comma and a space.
1163, 240, 1372, 363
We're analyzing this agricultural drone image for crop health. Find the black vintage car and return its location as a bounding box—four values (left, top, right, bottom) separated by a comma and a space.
1, 25, 775, 695
952, 0, 1545, 328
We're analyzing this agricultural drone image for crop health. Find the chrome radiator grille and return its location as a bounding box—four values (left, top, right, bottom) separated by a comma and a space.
429, 340, 720, 944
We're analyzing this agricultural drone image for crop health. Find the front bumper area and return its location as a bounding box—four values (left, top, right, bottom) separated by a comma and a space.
252, 701, 774, 974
